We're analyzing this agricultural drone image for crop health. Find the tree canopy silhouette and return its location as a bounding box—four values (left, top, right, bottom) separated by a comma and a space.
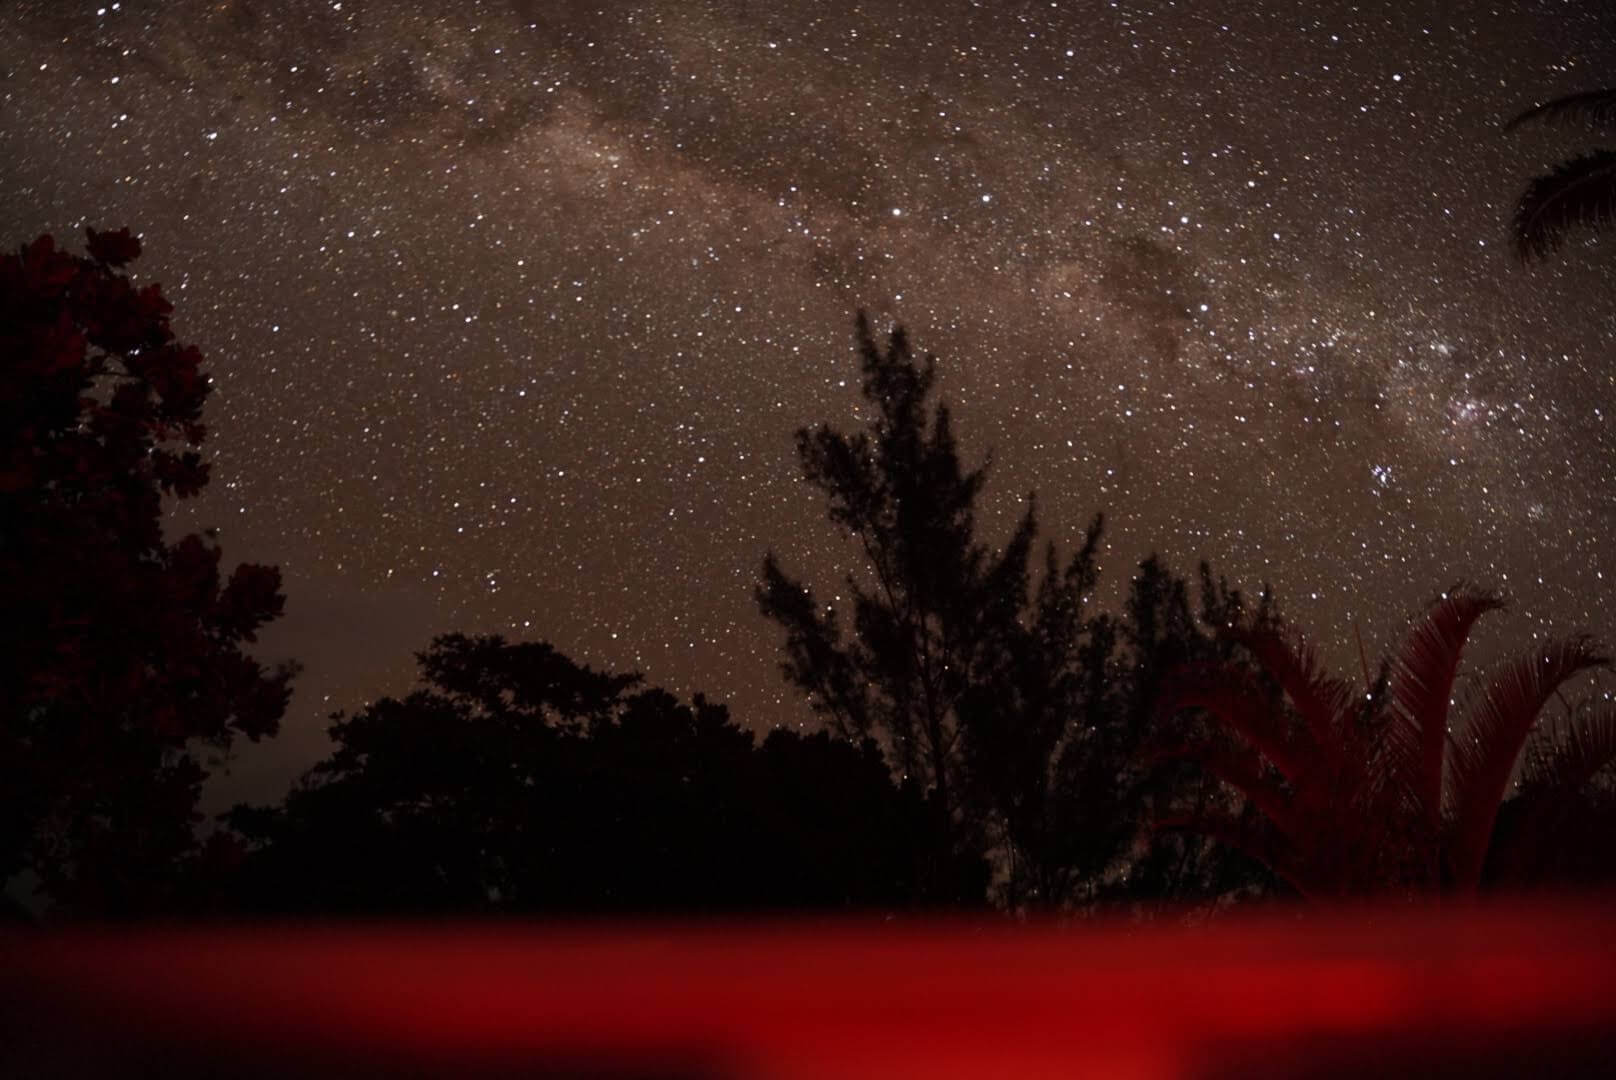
220, 634, 960, 914
0, 229, 294, 916
955, 549, 1283, 913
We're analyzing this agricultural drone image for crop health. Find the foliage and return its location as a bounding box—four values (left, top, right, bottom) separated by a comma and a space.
1506, 89, 1616, 260
757, 316, 1282, 912
957, 550, 1281, 912
0, 229, 294, 916
954, 521, 1110, 910
757, 314, 1111, 905
1112, 558, 1283, 911
1159, 586, 1616, 898
219, 635, 969, 914
1486, 701, 1616, 888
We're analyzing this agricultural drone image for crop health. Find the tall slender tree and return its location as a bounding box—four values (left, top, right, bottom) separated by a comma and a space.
953, 524, 1111, 910
757, 314, 1101, 904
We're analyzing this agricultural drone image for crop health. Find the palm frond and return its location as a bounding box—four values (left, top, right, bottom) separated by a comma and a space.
1519, 703, 1616, 795
1505, 87, 1616, 134
1445, 636, 1608, 891
1385, 587, 1503, 833
1156, 663, 1310, 786
1160, 737, 1302, 847
1490, 704, 1616, 884
1229, 628, 1357, 764
1513, 151, 1616, 261
1153, 812, 1307, 898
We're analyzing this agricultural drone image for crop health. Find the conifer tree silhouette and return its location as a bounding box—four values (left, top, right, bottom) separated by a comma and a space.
758, 314, 1108, 906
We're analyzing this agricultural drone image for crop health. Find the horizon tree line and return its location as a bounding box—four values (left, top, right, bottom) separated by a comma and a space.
4, 228, 1614, 921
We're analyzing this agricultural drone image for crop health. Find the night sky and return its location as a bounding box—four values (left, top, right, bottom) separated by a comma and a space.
4, 1, 1614, 803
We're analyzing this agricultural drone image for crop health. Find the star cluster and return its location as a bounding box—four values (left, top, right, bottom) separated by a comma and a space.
3, 0, 1614, 799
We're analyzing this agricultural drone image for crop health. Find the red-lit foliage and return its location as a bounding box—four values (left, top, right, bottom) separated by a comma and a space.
1158, 587, 1616, 898
0, 229, 294, 916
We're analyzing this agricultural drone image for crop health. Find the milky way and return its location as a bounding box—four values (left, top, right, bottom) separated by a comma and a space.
3, 0, 1615, 801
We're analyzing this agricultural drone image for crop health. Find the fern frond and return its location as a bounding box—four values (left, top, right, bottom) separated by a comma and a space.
1156, 663, 1310, 786
1519, 703, 1616, 796
1153, 812, 1307, 898
1228, 627, 1357, 764
1159, 736, 1302, 847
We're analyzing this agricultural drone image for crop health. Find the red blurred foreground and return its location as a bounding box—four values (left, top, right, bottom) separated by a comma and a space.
5, 898, 1616, 1078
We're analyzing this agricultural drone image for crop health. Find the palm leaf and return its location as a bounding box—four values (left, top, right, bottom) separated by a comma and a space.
1152, 812, 1308, 899
1519, 704, 1616, 795
1513, 151, 1616, 261
1489, 704, 1616, 884
1156, 663, 1311, 786
1228, 628, 1357, 767
1157, 736, 1303, 847
1505, 88, 1616, 134
1385, 587, 1503, 834
1445, 636, 1607, 891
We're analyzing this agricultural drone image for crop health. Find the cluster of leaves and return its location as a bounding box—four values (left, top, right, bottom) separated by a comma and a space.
1160, 587, 1616, 899
1104, 560, 1282, 912
216, 634, 979, 915
1507, 87, 1616, 261
758, 316, 1280, 913
0, 230, 293, 916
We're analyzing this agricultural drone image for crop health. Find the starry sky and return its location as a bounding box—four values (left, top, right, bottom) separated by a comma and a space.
4, 0, 1615, 804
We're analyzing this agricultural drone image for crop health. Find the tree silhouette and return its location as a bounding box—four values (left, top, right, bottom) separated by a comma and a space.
1112, 558, 1283, 912
0, 229, 294, 916
953, 521, 1113, 910
1505, 88, 1616, 260
220, 634, 958, 914
1158, 586, 1616, 899
757, 314, 1101, 904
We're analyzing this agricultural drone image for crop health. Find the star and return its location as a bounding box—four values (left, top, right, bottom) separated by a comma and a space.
0, 0, 1610, 803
